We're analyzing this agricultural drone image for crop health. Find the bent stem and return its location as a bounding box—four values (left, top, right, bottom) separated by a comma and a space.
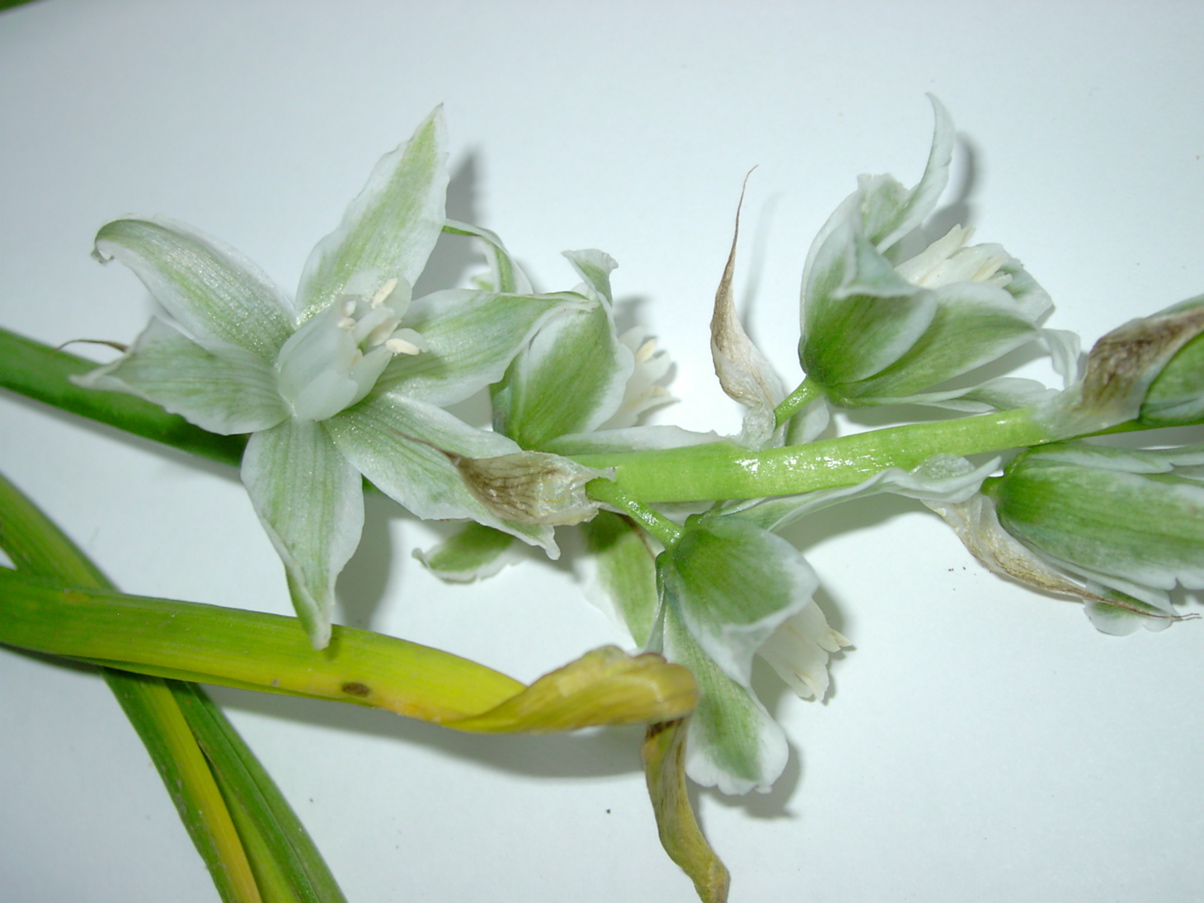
0, 472, 269, 903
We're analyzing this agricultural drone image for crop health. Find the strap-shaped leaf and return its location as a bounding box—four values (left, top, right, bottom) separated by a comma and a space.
0, 568, 698, 734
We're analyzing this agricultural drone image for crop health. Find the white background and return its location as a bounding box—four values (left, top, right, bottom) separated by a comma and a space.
2, 2, 1203, 901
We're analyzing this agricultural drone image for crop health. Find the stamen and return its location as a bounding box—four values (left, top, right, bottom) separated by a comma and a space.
371, 277, 399, 309
386, 337, 422, 355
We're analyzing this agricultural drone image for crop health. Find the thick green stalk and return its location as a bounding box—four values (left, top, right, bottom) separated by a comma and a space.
3, 326, 1185, 508
0, 568, 524, 723
169, 682, 347, 903
0, 472, 262, 903
575, 407, 1055, 502
0, 568, 698, 733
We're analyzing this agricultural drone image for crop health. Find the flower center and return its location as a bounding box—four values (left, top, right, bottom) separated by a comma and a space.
895, 225, 1011, 289
275, 277, 426, 421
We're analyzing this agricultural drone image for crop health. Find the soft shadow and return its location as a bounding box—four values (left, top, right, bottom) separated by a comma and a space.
336, 491, 400, 631
776, 491, 922, 553
926, 134, 978, 238
4, 390, 242, 486
206, 682, 647, 780
413, 151, 485, 297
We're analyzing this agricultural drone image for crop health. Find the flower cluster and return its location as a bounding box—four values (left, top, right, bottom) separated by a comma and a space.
78, 99, 1204, 816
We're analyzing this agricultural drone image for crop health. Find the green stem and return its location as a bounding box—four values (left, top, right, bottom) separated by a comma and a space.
773, 377, 824, 427
0, 566, 525, 723
2, 326, 1188, 509
587, 478, 684, 547
578, 406, 1055, 502
0, 472, 261, 903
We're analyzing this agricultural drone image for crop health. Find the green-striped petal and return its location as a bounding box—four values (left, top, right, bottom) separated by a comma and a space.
75, 318, 289, 435
297, 107, 448, 321
241, 419, 365, 648
661, 601, 787, 795
377, 289, 587, 404
94, 218, 295, 361
326, 392, 556, 554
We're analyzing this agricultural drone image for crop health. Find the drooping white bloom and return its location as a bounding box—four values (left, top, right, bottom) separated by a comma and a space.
798, 96, 1078, 411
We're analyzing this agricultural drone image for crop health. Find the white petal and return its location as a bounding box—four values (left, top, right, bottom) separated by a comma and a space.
297, 107, 448, 320
240, 420, 365, 648
661, 602, 788, 795
738, 455, 999, 533
576, 511, 660, 647
325, 392, 557, 555
376, 288, 588, 404
499, 297, 633, 448
660, 517, 818, 688
442, 220, 533, 294
414, 523, 517, 584
562, 249, 618, 306
861, 94, 955, 252
94, 218, 295, 361
73, 317, 289, 435
758, 603, 850, 701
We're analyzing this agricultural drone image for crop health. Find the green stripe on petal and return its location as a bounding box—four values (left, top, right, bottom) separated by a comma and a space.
297, 107, 448, 321
415, 522, 515, 583
75, 318, 289, 435
845, 284, 1041, 402
802, 225, 938, 388
580, 511, 659, 647
563, 249, 618, 306
442, 221, 532, 294
987, 443, 1204, 600
662, 602, 788, 795
377, 289, 588, 404
325, 393, 556, 554
660, 517, 818, 687
241, 420, 365, 648
94, 218, 295, 361
499, 298, 633, 449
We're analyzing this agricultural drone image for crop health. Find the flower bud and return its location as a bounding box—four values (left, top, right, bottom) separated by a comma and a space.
1047, 295, 1204, 435
982, 443, 1204, 631
798, 101, 1074, 412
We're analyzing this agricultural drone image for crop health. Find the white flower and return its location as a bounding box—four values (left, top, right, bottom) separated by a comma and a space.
799, 97, 1078, 411
78, 109, 579, 646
